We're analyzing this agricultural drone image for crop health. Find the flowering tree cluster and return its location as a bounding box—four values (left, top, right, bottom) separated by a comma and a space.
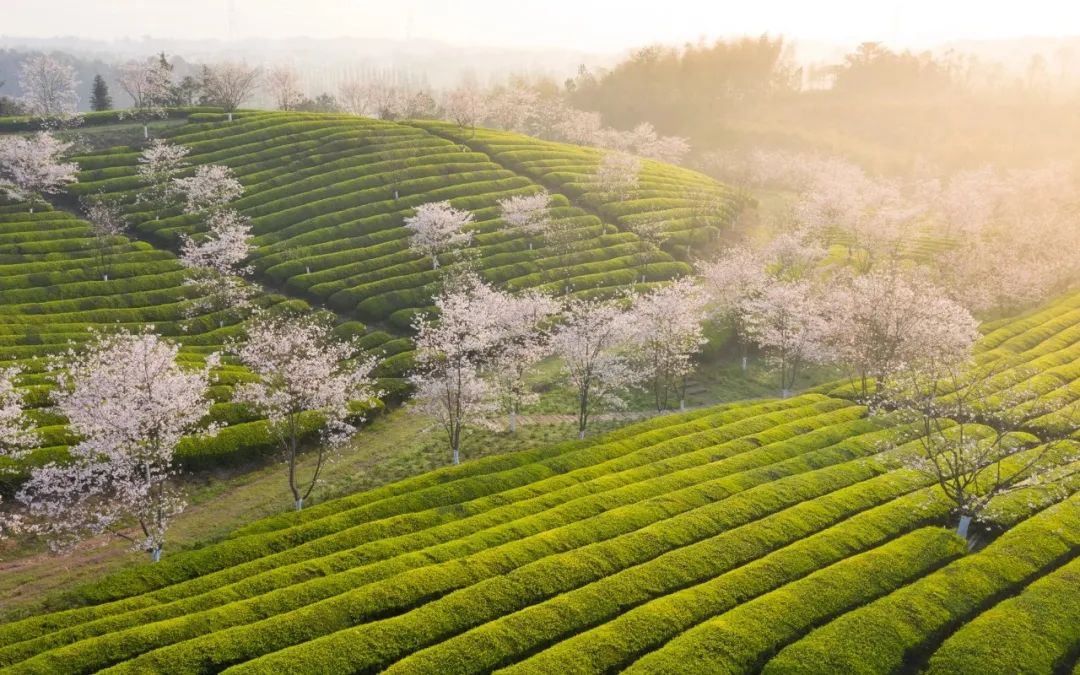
232, 313, 379, 510
623, 279, 709, 411
116, 55, 173, 136
17, 330, 218, 560
173, 164, 244, 214
178, 209, 256, 316
0, 132, 79, 211
199, 62, 261, 112
404, 201, 474, 269
266, 65, 305, 111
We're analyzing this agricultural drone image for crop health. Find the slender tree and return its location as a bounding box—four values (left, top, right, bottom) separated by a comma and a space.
232, 314, 379, 510
81, 194, 128, 280
266, 65, 304, 111
551, 298, 639, 438
136, 139, 191, 210
200, 62, 261, 113
18, 54, 79, 120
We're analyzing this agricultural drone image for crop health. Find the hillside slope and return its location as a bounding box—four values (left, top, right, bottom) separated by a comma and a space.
1, 288, 1078, 673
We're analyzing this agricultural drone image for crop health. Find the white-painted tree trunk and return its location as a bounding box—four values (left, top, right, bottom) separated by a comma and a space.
103, 273, 109, 281
578, 429, 586, 440
452, 446, 460, 465
227, 112, 233, 122
294, 497, 304, 511
143, 125, 149, 139
781, 389, 791, 399
680, 398, 686, 410
150, 547, 162, 563
957, 515, 972, 540
509, 410, 517, 433
741, 356, 748, 372
432, 255, 440, 270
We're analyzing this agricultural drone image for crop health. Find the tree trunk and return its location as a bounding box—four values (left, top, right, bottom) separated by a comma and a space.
680, 397, 686, 410
781, 388, 791, 399
741, 355, 748, 373
452, 443, 460, 465
143, 124, 149, 139
294, 497, 304, 511
957, 514, 972, 541
509, 409, 517, 434
227, 112, 233, 122
432, 255, 440, 270
150, 547, 162, 563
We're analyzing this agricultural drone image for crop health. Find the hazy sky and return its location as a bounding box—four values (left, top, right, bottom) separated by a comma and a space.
3, 0, 1080, 51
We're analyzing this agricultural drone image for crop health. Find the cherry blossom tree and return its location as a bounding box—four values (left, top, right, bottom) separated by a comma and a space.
18, 53, 79, 121
823, 269, 979, 399
81, 194, 128, 280
136, 139, 191, 210
266, 65, 304, 111
627, 218, 670, 282
179, 209, 255, 317
486, 86, 539, 132
404, 200, 474, 269
116, 55, 173, 137
624, 122, 690, 164
741, 279, 830, 398
174, 164, 244, 214
17, 330, 218, 560
550, 298, 639, 438
697, 246, 769, 372
200, 62, 261, 113
593, 151, 640, 201
0, 132, 78, 212
410, 274, 516, 462
487, 291, 561, 432
761, 225, 828, 281
232, 314, 379, 510
498, 191, 552, 250
443, 83, 488, 134
0, 368, 36, 539
337, 78, 371, 116
880, 360, 1080, 543
625, 279, 709, 411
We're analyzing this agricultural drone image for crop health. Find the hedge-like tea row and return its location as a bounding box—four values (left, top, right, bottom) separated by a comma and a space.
926, 553, 1080, 674
0, 397, 825, 644
624, 527, 967, 674
391, 467, 940, 674
410, 120, 744, 258
762, 494, 1080, 674
0, 203, 392, 474
0, 399, 858, 665
68, 112, 729, 335
135, 426, 910, 673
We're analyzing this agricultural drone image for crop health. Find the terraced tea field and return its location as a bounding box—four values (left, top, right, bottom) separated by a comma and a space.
0, 284, 1077, 672
0, 200, 341, 477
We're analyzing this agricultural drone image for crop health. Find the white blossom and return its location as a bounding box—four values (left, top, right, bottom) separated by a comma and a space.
0, 132, 79, 210
593, 152, 640, 201
137, 139, 190, 207
18, 54, 79, 119
200, 62, 261, 112
232, 314, 379, 509
17, 330, 217, 559
174, 164, 244, 214
741, 279, 831, 397
550, 298, 640, 438
404, 200, 474, 269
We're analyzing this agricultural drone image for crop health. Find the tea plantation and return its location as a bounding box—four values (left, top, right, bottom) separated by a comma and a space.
0, 283, 1077, 671
1, 113, 1077, 672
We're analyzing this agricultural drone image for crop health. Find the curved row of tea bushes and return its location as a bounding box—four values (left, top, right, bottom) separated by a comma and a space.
926, 552, 1080, 674
762, 494, 1080, 674
0, 397, 827, 644
624, 527, 966, 674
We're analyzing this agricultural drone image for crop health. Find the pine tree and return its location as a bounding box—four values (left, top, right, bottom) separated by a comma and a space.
90, 75, 112, 111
